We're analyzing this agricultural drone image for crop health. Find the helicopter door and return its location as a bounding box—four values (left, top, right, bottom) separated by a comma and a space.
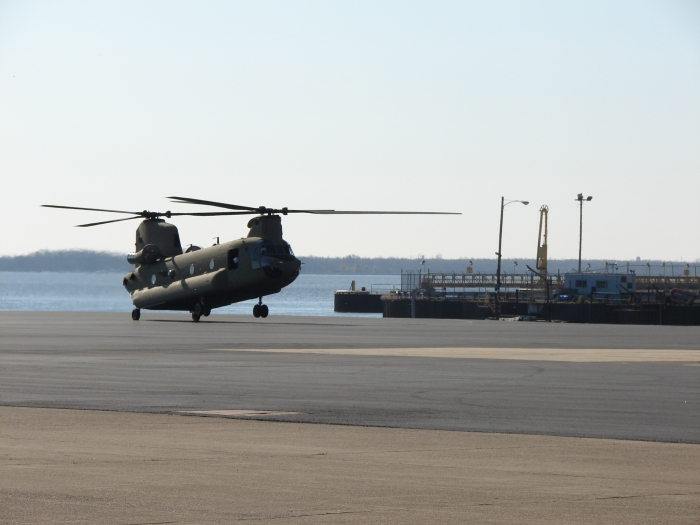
228, 249, 239, 270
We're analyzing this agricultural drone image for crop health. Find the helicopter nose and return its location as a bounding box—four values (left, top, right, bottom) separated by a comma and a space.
281, 257, 302, 281
282, 257, 302, 278
261, 257, 302, 281
290, 257, 301, 276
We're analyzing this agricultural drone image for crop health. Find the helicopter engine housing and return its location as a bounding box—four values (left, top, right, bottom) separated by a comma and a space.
247, 215, 283, 242
127, 244, 165, 265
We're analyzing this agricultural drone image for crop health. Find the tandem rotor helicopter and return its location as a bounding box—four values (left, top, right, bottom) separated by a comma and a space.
43, 197, 460, 321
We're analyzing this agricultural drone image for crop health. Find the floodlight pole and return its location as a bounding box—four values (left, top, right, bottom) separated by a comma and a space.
576, 193, 592, 272
495, 197, 528, 320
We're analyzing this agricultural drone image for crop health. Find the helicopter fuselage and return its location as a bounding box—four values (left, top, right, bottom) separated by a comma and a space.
122, 234, 301, 312
43, 197, 459, 321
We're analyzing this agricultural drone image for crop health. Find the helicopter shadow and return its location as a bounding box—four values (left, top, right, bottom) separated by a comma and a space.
146, 319, 362, 327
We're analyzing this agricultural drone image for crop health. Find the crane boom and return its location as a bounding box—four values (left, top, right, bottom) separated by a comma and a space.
536, 205, 548, 275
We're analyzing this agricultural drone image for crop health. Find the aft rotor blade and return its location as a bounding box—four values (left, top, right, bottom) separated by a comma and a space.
168, 196, 259, 212
42, 204, 144, 215
76, 216, 144, 227
168, 211, 259, 217
168, 197, 460, 215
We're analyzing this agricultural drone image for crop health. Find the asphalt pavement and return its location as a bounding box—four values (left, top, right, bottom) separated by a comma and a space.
1, 311, 698, 442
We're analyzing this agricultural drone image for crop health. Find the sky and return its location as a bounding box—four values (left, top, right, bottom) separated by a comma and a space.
1, 1, 699, 261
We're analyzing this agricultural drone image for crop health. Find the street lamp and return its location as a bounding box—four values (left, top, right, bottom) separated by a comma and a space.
576, 193, 592, 272
495, 197, 529, 320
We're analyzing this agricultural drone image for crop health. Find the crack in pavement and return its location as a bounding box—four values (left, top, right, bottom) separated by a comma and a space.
594, 491, 697, 500
235, 510, 365, 521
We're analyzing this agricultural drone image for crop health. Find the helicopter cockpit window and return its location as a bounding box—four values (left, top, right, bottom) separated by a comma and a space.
260, 244, 294, 258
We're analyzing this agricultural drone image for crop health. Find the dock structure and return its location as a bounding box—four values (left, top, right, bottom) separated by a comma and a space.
392, 270, 700, 324
334, 289, 383, 313
334, 280, 397, 313
402, 270, 700, 292
381, 293, 700, 325
334, 269, 700, 324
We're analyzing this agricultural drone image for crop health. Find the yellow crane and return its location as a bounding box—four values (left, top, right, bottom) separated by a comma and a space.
536, 205, 548, 276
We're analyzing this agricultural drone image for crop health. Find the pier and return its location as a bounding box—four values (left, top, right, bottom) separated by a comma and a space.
336, 270, 700, 325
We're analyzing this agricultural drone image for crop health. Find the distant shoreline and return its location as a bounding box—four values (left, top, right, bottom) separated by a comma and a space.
0, 250, 695, 276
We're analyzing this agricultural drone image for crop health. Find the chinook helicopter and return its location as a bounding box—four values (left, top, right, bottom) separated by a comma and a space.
43, 197, 459, 321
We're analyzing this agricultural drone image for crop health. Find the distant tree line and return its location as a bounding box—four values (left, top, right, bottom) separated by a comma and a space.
0, 250, 130, 273
0, 250, 694, 276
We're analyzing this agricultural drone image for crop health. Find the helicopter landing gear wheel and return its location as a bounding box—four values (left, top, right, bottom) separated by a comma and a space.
254, 297, 267, 319
131, 308, 140, 321
191, 302, 204, 322
193, 301, 210, 318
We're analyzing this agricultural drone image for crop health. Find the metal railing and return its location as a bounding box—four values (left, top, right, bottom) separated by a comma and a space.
370, 284, 401, 293
401, 271, 564, 291
635, 276, 700, 290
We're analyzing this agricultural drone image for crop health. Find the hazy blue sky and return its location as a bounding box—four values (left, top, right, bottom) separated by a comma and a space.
2, 1, 698, 260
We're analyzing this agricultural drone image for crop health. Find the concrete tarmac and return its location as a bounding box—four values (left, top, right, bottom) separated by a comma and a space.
2, 407, 699, 525
1, 312, 699, 523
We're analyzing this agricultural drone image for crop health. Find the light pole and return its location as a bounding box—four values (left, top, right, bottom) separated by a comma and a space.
576, 193, 592, 272
495, 197, 529, 320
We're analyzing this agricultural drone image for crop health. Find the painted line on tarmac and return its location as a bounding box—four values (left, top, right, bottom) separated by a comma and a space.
210, 347, 700, 362
178, 409, 300, 417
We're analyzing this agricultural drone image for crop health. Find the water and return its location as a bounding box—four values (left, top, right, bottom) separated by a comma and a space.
0, 272, 400, 317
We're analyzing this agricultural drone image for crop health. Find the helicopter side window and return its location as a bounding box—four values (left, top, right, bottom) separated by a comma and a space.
228, 249, 239, 270
250, 246, 261, 269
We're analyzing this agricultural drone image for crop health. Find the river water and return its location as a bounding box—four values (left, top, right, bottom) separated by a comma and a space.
0, 272, 400, 317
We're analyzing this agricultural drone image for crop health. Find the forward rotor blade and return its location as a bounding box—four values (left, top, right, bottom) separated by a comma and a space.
168, 196, 259, 212
285, 210, 461, 215
76, 216, 144, 227
42, 204, 144, 215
